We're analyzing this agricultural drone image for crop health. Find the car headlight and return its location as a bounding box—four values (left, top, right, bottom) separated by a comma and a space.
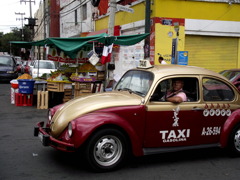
68, 123, 73, 137
7, 71, 14, 73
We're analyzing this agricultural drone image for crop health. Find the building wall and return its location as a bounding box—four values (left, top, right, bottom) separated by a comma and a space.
60, 0, 94, 37
49, 0, 60, 37
95, 1, 145, 31
153, 0, 240, 22
33, 1, 45, 59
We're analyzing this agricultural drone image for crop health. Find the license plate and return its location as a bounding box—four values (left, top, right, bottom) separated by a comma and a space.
38, 132, 43, 143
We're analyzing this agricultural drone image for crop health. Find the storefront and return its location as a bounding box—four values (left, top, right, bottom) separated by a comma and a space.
185, 35, 239, 73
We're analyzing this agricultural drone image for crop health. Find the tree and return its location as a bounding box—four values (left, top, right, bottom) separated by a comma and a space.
0, 27, 33, 57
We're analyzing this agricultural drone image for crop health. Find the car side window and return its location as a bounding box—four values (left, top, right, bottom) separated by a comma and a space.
202, 78, 234, 101
151, 77, 199, 102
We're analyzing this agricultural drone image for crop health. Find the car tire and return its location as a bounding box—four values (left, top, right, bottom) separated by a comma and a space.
228, 123, 240, 156
84, 128, 129, 172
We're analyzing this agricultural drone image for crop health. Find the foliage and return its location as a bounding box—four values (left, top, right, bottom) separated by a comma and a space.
0, 27, 33, 57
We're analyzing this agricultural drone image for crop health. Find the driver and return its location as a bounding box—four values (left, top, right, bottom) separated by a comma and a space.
165, 78, 187, 103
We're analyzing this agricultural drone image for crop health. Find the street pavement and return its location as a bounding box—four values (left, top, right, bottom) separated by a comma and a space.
1, 82, 240, 180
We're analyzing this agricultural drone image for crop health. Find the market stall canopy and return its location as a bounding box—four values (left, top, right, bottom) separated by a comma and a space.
45, 33, 107, 59
10, 39, 46, 48
10, 33, 149, 59
10, 41, 33, 49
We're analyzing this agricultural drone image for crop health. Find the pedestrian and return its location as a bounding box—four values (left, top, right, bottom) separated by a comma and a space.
158, 56, 167, 64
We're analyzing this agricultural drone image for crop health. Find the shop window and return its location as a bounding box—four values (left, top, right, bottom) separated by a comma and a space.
82, 3, 87, 20
75, 9, 78, 25
203, 78, 234, 101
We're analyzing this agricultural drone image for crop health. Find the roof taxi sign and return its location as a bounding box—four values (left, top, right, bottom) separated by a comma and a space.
138, 59, 153, 69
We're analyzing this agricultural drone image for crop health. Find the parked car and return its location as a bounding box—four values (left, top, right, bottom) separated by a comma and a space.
34, 60, 240, 172
220, 69, 240, 91
230, 73, 240, 91
30, 60, 58, 79
0, 55, 18, 81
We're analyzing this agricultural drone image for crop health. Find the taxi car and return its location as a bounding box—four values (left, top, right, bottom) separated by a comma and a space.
34, 60, 240, 172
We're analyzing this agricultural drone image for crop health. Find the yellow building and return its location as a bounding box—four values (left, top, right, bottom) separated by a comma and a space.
95, 0, 240, 73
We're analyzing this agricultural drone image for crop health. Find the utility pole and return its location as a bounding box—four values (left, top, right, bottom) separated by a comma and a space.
105, 0, 117, 89
15, 12, 26, 40
20, 0, 35, 18
20, 0, 36, 41
108, 0, 117, 36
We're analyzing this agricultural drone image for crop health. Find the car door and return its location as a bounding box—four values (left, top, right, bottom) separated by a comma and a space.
198, 76, 237, 144
144, 76, 202, 148
144, 75, 239, 149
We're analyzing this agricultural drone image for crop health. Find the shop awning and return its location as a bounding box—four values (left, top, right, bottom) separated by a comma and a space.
10, 33, 149, 59
10, 41, 33, 49
45, 33, 107, 59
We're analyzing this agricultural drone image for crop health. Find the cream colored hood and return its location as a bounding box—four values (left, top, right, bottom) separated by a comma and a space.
50, 91, 143, 137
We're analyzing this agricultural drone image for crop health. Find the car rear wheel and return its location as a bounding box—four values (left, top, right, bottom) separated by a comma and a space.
228, 124, 240, 156
84, 128, 128, 172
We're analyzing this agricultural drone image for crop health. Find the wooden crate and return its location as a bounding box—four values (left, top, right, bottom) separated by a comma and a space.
74, 89, 92, 97
47, 82, 64, 92
63, 89, 72, 102
75, 82, 92, 91
37, 91, 48, 109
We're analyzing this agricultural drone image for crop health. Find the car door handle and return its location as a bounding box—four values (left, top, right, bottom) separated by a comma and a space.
192, 107, 204, 111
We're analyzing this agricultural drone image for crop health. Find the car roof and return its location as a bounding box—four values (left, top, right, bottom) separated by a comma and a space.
137, 65, 226, 79
221, 69, 240, 72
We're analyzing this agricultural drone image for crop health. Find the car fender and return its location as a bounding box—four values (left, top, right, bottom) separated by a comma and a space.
71, 111, 144, 156
220, 109, 240, 147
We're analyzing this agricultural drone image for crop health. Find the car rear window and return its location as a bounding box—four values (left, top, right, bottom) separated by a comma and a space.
0, 56, 13, 66
34, 61, 56, 69
203, 78, 234, 101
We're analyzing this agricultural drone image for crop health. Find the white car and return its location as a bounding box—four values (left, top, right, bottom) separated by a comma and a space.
30, 60, 58, 79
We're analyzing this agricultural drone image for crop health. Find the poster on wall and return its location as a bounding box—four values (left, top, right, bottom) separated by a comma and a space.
114, 41, 144, 82
177, 51, 188, 65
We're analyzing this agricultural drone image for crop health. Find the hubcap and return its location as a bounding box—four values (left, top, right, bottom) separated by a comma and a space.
94, 135, 122, 167
234, 128, 240, 152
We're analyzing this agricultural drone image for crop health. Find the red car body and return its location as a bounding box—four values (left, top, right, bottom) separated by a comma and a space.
35, 62, 240, 172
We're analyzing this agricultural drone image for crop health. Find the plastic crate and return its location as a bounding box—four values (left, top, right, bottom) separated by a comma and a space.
15, 93, 33, 106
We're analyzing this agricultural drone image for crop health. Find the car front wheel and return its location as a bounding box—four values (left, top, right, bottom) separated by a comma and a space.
84, 128, 129, 172
228, 124, 240, 156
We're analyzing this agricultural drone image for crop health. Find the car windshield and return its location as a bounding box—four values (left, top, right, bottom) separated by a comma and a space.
0, 56, 14, 66
34, 61, 56, 69
115, 70, 154, 97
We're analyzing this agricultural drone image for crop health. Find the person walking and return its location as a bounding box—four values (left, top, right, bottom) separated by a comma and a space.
158, 56, 167, 64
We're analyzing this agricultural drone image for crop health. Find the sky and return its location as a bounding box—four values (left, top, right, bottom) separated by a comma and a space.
0, 0, 41, 34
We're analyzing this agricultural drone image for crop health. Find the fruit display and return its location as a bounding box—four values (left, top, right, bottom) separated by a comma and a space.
47, 63, 104, 82
17, 73, 33, 79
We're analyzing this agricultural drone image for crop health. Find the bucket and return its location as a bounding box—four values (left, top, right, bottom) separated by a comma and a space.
10, 79, 19, 89
18, 79, 35, 94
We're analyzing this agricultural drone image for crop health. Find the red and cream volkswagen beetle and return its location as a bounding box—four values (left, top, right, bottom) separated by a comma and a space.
34, 60, 240, 172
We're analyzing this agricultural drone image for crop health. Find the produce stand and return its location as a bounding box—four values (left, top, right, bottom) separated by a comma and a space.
47, 81, 72, 92
10, 33, 150, 109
